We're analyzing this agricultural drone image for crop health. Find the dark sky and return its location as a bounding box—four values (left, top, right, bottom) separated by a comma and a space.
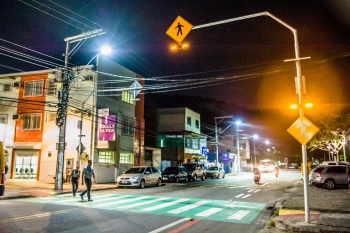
1, 0, 350, 154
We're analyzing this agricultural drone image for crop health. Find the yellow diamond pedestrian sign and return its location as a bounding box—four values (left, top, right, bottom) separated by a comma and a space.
166, 16, 193, 44
287, 115, 319, 145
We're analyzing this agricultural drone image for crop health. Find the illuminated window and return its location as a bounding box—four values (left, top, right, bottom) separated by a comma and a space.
22, 113, 42, 130
45, 79, 57, 96
192, 138, 199, 149
122, 90, 135, 105
120, 152, 134, 164
24, 80, 44, 97
98, 151, 115, 164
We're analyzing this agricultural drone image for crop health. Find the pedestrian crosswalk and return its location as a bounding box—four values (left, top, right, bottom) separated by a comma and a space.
17, 194, 266, 224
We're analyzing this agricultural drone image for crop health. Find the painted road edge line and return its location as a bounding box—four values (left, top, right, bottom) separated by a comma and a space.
148, 218, 189, 233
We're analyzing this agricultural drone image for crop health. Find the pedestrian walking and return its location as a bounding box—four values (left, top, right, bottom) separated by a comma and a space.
80, 160, 95, 201
71, 165, 80, 197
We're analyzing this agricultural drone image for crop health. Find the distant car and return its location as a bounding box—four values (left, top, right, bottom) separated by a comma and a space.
205, 167, 225, 179
258, 163, 275, 173
116, 166, 162, 189
183, 162, 206, 181
162, 166, 188, 183
309, 165, 348, 190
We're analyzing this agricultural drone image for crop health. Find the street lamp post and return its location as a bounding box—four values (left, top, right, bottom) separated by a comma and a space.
236, 121, 241, 174
214, 116, 233, 167
55, 29, 106, 190
191, 11, 311, 223
253, 134, 258, 167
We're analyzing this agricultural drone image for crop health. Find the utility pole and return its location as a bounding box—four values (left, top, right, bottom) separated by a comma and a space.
54, 29, 106, 190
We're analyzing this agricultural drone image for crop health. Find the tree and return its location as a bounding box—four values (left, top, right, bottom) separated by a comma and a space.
308, 111, 350, 161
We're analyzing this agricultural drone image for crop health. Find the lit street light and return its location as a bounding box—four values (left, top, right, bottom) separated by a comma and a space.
236, 121, 241, 174
77, 46, 112, 167
252, 135, 270, 167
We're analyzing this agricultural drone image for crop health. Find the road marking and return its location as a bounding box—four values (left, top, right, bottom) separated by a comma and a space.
0, 208, 79, 223
168, 218, 201, 233
116, 197, 170, 209
235, 194, 245, 198
242, 194, 251, 199
228, 210, 250, 220
168, 200, 211, 214
195, 207, 222, 217
148, 218, 189, 233
142, 198, 190, 211
95, 196, 149, 207
17, 194, 266, 224
253, 189, 261, 193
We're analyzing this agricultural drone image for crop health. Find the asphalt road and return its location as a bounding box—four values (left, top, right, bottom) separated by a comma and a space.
0, 170, 301, 233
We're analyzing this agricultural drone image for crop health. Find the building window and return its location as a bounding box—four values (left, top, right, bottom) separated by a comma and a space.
187, 117, 191, 126
45, 79, 57, 96
24, 80, 44, 97
192, 138, 199, 150
122, 116, 135, 136
98, 151, 115, 164
22, 113, 42, 130
0, 115, 8, 124
122, 90, 135, 105
3, 84, 11, 92
185, 137, 191, 148
120, 152, 134, 164
195, 120, 199, 129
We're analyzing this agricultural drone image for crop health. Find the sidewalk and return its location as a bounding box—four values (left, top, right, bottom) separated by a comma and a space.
0, 179, 118, 200
261, 180, 350, 232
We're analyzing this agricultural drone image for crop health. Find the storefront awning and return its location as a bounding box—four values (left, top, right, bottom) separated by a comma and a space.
184, 153, 207, 160
6, 142, 42, 149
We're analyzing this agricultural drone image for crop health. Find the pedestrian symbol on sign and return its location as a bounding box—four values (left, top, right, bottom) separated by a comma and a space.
175, 22, 184, 36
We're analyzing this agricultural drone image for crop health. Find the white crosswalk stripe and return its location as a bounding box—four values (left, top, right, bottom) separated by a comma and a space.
195, 207, 222, 217
116, 197, 170, 209
142, 198, 190, 211
95, 196, 149, 207
228, 210, 250, 220
168, 200, 211, 214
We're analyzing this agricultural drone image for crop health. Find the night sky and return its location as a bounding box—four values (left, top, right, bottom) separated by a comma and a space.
1, 0, 350, 155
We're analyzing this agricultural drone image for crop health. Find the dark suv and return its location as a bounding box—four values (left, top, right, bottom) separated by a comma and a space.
183, 162, 206, 181
310, 165, 348, 190
162, 166, 188, 183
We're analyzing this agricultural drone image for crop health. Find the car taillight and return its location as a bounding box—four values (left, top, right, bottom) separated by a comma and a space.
316, 172, 322, 178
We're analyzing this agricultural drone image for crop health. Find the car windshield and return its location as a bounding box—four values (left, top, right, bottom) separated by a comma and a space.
208, 167, 218, 170
183, 164, 196, 170
164, 167, 179, 172
125, 167, 145, 174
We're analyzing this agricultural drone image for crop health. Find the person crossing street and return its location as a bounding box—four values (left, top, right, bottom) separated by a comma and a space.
80, 160, 95, 201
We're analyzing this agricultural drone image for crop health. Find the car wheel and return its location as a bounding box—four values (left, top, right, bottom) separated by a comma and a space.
323, 179, 335, 190
156, 178, 162, 187
175, 177, 179, 183
217, 174, 219, 179
223, 174, 225, 178
192, 175, 197, 181
139, 179, 146, 189
201, 175, 205, 181
211, 176, 213, 179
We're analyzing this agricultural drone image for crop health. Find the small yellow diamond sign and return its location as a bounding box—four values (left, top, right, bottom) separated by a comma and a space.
166, 16, 193, 44
287, 115, 319, 145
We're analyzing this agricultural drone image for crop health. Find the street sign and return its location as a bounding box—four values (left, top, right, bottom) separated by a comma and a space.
166, 16, 193, 44
129, 80, 142, 100
76, 143, 86, 153
287, 115, 319, 145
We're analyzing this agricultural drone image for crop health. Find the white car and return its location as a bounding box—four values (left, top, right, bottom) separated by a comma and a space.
116, 166, 162, 189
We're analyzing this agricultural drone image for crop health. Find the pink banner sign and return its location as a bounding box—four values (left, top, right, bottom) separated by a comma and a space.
98, 115, 116, 141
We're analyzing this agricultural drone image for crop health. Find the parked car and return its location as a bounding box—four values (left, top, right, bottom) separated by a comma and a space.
183, 162, 206, 181
162, 166, 188, 183
116, 166, 162, 189
309, 165, 348, 190
206, 166, 225, 179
